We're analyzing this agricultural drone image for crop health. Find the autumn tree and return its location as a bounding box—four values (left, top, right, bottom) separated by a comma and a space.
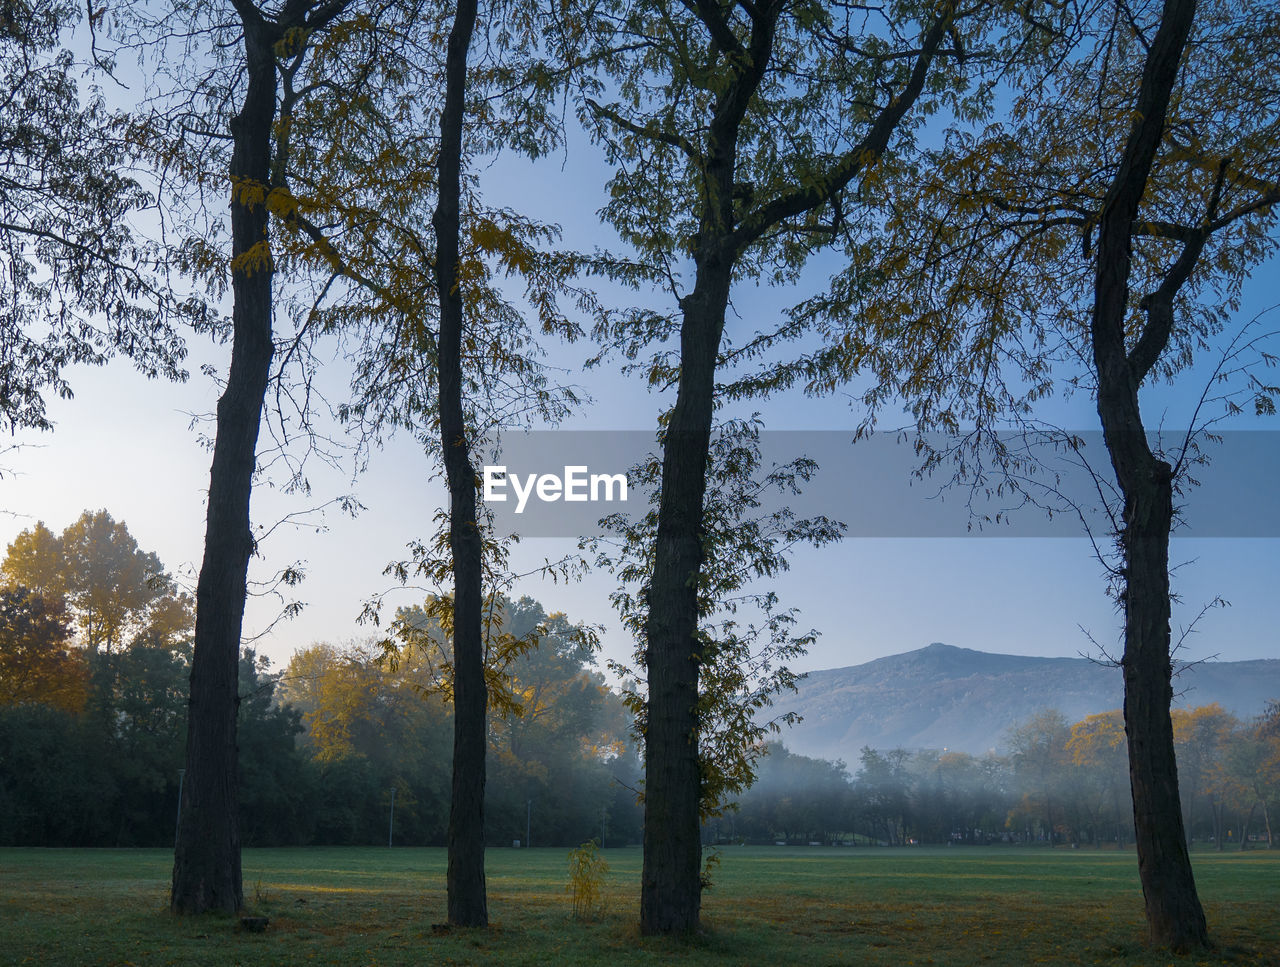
1222, 719, 1275, 849
566, 0, 1041, 932
1247, 703, 1280, 848
475, 598, 626, 846
284, 642, 398, 763
1066, 710, 1132, 845
0, 522, 62, 596
1174, 702, 1243, 849
381, 580, 600, 922
0, 586, 85, 711
0, 0, 196, 434
280, 608, 624, 850
58, 510, 187, 652
281, 640, 455, 843
492, 599, 621, 765
2, 511, 193, 652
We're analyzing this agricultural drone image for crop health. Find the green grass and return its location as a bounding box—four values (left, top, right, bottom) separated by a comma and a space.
1, 846, 1276, 965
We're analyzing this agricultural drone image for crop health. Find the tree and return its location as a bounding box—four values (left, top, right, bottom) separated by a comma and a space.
2, 511, 193, 652
0, 0, 194, 434
0, 702, 115, 845
0, 586, 85, 711
237, 650, 310, 846
570, 0, 1027, 931
591, 421, 839, 842
429, 0, 489, 925
1174, 702, 1245, 850
87, 638, 191, 845
1085, 0, 1217, 944
1066, 710, 1132, 845
485, 599, 628, 848
801, 0, 1279, 948
385, 587, 604, 920
739, 743, 852, 845
0, 522, 63, 597
148, 0, 358, 915
57, 510, 178, 652
855, 747, 913, 845
1247, 704, 1280, 848
1006, 709, 1071, 843
236, 0, 590, 923
278, 595, 624, 852
282, 640, 454, 845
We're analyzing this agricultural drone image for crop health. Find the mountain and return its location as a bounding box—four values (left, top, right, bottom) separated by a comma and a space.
777, 642, 1280, 760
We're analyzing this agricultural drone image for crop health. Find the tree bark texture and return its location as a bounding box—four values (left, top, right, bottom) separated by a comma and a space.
1089, 0, 1208, 950
171, 11, 278, 916
433, 0, 487, 929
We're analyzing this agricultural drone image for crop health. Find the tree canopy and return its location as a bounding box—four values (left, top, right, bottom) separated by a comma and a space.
0, 0, 198, 434
2, 510, 193, 653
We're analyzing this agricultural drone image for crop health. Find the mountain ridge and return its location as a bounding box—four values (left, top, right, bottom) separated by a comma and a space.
778, 642, 1280, 760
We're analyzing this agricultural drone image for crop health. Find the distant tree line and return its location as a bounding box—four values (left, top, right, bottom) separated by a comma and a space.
0, 623, 644, 849
3, 513, 1277, 853
0, 515, 642, 849
723, 706, 1280, 851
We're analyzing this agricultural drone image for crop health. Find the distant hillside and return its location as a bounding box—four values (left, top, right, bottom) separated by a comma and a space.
778, 642, 1280, 760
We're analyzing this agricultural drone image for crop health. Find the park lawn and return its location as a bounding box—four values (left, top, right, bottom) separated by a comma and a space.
0, 846, 1275, 966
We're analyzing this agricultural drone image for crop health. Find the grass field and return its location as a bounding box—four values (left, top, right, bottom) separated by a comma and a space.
1, 846, 1276, 966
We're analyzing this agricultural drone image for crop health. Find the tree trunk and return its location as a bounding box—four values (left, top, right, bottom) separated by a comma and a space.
433, 0, 487, 929
1184, 783, 1195, 849
170, 14, 278, 916
1114, 461, 1208, 947
1087, 0, 1208, 950
640, 260, 732, 935
1241, 802, 1257, 850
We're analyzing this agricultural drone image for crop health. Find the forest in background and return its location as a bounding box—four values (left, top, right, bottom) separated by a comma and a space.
3, 512, 1277, 851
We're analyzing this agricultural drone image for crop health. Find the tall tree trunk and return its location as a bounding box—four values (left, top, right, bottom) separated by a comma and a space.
170, 13, 278, 916
433, 0, 487, 929
1112, 457, 1207, 944
640, 260, 732, 935
1088, 0, 1208, 949
1241, 802, 1257, 850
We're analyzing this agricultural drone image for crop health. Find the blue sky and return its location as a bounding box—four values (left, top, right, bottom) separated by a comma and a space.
2, 80, 1277, 684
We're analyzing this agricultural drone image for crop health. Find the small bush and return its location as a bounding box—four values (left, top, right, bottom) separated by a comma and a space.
566, 840, 609, 919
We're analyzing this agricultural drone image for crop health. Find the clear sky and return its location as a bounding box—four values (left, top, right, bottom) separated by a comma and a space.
2, 106, 1276, 683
